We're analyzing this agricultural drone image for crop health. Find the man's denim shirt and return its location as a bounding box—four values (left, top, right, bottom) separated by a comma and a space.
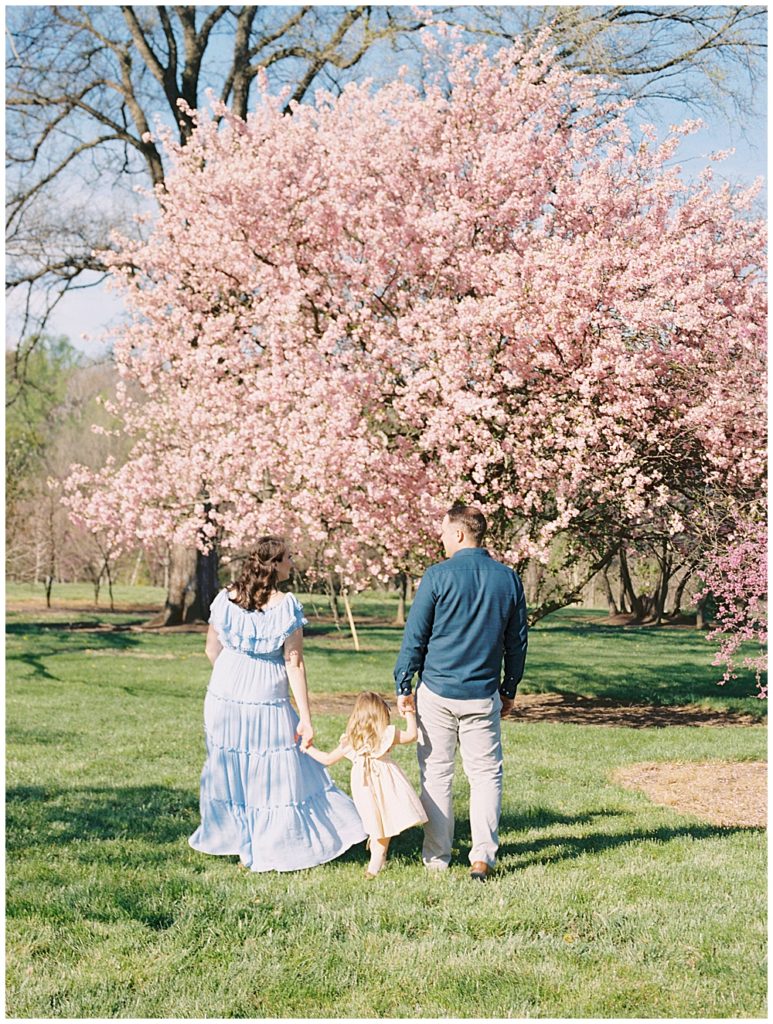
393, 548, 528, 701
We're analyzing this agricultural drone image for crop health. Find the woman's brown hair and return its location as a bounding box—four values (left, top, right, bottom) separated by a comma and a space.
228, 536, 288, 612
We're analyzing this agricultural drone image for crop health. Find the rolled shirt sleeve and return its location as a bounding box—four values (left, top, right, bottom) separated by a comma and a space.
393, 570, 436, 695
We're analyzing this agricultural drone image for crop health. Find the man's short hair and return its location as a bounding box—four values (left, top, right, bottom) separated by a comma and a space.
446, 504, 487, 545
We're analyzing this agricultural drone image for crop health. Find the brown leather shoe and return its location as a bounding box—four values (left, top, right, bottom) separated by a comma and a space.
470, 860, 490, 881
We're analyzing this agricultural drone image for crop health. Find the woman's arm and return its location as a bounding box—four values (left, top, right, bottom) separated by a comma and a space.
205, 624, 223, 666
394, 709, 418, 745
284, 627, 314, 750
303, 743, 347, 767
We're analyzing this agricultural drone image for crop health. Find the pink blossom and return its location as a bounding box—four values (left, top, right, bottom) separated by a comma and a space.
65, 32, 766, 605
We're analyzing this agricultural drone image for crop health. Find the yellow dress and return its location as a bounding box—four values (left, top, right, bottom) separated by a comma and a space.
344, 725, 428, 840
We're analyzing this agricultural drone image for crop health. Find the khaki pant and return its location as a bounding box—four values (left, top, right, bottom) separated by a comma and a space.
415, 682, 503, 868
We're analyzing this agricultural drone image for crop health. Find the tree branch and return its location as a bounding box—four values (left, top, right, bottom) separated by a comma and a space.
120, 5, 179, 108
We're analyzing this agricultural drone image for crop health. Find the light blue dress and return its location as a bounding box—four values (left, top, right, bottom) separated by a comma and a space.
189, 589, 366, 871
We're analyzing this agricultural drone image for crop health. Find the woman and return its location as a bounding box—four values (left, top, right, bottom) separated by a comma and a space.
188, 536, 366, 871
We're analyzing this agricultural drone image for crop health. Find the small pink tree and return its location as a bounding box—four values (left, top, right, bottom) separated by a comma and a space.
699, 516, 767, 697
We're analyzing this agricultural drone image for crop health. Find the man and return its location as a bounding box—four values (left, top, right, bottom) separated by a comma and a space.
394, 504, 528, 880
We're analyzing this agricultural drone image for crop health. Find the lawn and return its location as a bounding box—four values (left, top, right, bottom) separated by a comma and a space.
5, 583, 767, 1017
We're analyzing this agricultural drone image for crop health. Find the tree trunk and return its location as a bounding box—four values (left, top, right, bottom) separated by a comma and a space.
616, 557, 628, 613
600, 567, 619, 615
618, 545, 644, 619
696, 595, 708, 630
326, 572, 342, 630
129, 549, 143, 587
196, 546, 219, 618
395, 573, 407, 626
523, 559, 544, 607
653, 544, 672, 625
105, 562, 115, 612
146, 544, 219, 626
671, 570, 692, 618
45, 503, 55, 607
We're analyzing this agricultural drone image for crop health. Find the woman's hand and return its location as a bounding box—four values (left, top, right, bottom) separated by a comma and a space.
295, 718, 314, 751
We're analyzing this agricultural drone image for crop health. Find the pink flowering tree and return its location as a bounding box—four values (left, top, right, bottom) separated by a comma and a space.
66, 31, 766, 633
698, 515, 767, 697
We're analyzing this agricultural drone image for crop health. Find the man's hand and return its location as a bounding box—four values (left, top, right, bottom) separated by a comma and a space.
397, 694, 415, 715
499, 696, 514, 718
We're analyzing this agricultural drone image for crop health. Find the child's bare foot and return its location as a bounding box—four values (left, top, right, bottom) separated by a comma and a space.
365, 836, 390, 878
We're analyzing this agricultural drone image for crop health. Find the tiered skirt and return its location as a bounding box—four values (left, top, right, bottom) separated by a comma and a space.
189, 647, 365, 871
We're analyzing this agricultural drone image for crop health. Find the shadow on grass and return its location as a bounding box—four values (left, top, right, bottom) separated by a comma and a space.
7, 784, 760, 876
526, 619, 763, 708
5, 726, 74, 746
6, 621, 143, 636
524, 658, 762, 708
362, 805, 760, 871
495, 818, 763, 870
6, 784, 199, 852
6, 784, 198, 932
6, 625, 143, 681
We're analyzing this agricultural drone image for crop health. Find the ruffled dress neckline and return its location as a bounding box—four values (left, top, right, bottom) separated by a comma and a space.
210, 588, 307, 657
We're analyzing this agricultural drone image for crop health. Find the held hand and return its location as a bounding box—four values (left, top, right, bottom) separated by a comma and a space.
295, 719, 314, 751
500, 697, 514, 719
396, 694, 415, 715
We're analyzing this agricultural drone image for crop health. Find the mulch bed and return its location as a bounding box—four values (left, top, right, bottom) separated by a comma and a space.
506, 692, 762, 728
613, 761, 767, 828
310, 691, 763, 729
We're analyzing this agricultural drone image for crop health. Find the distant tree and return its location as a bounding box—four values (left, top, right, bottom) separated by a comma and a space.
6, 346, 133, 604
474, 6, 766, 116
6, 334, 80, 539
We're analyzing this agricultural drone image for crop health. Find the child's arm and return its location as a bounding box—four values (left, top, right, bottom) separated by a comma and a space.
394, 709, 418, 745
303, 743, 347, 767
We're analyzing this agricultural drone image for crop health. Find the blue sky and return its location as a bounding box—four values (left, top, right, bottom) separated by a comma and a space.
33, 9, 767, 358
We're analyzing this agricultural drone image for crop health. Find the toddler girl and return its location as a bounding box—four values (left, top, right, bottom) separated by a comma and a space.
303, 691, 427, 877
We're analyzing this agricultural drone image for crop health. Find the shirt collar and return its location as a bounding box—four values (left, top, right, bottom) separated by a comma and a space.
451, 547, 489, 559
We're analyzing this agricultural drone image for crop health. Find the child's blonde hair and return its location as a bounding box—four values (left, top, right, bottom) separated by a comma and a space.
342, 691, 391, 753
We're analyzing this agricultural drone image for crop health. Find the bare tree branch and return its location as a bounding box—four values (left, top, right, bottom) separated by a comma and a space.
221, 5, 260, 117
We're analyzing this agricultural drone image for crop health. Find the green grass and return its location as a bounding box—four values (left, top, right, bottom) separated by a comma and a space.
5, 584, 767, 1017
6, 580, 166, 609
